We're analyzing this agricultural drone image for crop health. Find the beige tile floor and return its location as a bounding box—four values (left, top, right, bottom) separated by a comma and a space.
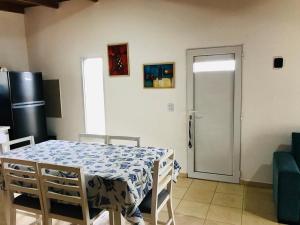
0, 177, 285, 225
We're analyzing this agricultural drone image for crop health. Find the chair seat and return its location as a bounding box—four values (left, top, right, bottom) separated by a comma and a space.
139, 189, 169, 213
50, 201, 103, 220
13, 194, 41, 210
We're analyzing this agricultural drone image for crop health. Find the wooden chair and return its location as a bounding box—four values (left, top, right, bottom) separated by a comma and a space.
79, 133, 108, 144
38, 163, 105, 225
107, 135, 140, 147
0, 136, 35, 154
138, 149, 175, 225
78, 133, 116, 225
1, 158, 44, 225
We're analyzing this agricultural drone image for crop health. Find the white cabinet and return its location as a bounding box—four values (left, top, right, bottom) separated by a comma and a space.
0, 127, 10, 154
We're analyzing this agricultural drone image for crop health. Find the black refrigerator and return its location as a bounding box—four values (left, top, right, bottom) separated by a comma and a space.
0, 71, 48, 143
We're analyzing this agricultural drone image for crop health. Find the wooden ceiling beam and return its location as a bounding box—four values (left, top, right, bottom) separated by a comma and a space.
0, 0, 97, 14
0, 2, 25, 14
16, 0, 59, 8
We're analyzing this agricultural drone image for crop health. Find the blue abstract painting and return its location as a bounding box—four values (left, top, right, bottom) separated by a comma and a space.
144, 63, 175, 88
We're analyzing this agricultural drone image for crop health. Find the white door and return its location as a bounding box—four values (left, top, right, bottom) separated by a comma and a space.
187, 46, 242, 183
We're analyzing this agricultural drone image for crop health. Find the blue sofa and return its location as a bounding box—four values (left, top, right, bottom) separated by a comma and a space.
273, 133, 300, 224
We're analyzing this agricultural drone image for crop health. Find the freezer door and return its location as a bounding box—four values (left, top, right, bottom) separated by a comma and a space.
9, 72, 44, 104
12, 103, 47, 143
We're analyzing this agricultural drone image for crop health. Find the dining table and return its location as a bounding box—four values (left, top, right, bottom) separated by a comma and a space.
0, 140, 181, 225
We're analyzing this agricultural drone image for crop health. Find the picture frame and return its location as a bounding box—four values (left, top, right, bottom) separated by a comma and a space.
107, 43, 130, 76
143, 63, 175, 89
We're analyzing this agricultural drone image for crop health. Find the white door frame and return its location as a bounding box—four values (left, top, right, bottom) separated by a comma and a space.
81, 57, 107, 135
186, 45, 242, 183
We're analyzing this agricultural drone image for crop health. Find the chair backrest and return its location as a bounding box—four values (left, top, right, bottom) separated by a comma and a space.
78, 133, 108, 144
38, 163, 90, 224
107, 135, 140, 147
1, 158, 44, 212
1, 136, 35, 154
151, 149, 175, 214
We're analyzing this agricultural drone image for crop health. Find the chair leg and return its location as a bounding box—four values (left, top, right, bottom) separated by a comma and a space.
10, 208, 16, 225
151, 213, 158, 225
167, 199, 175, 225
42, 216, 52, 225
109, 210, 114, 225
113, 208, 122, 225
35, 214, 41, 225
2, 190, 10, 225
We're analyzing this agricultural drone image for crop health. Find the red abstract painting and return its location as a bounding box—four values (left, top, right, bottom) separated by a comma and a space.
108, 43, 129, 76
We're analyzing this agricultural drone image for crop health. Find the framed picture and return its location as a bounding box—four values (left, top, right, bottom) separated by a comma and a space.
107, 43, 129, 76
144, 63, 175, 88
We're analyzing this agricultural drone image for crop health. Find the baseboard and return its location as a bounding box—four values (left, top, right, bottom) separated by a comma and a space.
179, 173, 272, 188
240, 180, 272, 189
178, 172, 188, 178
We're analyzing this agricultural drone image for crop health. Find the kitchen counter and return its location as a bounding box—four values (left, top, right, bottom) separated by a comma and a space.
0, 127, 10, 153
0, 126, 10, 133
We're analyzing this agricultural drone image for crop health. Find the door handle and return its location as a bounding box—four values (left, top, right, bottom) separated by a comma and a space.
195, 115, 204, 119
188, 115, 193, 149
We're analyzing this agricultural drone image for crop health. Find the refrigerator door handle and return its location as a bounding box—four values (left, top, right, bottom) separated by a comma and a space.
12, 102, 45, 109
12, 101, 45, 107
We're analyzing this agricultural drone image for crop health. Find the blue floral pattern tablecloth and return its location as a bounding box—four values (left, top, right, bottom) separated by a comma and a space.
0, 140, 181, 224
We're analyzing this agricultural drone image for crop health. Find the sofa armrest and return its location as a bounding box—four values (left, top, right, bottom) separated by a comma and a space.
273, 151, 300, 223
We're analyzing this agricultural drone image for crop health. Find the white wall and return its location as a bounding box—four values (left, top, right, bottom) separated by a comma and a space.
24, 0, 300, 184
0, 12, 28, 71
